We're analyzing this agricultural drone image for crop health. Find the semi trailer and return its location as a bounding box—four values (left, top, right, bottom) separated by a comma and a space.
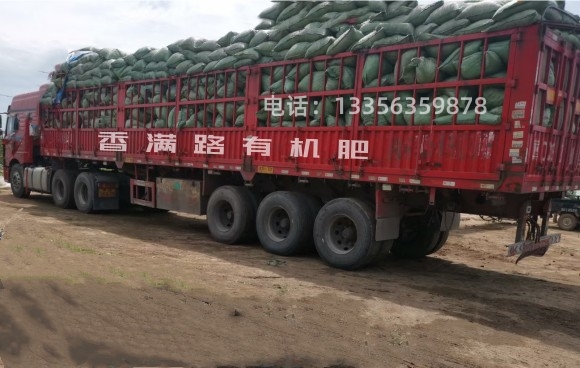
2, 20, 578, 269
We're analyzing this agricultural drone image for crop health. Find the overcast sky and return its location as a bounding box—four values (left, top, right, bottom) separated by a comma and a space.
2, 0, 580, 125
0, 0, 271, 117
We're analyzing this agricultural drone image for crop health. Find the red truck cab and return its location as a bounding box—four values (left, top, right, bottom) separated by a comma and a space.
2, 86, 47, 194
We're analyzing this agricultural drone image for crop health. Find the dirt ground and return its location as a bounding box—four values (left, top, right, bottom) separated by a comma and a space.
0, 187, 579, 368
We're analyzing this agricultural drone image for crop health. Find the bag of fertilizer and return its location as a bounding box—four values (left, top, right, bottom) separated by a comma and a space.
351, 28, 387, 52
492, 0, 554, 22
326, 28, 364, 56
483, 87, 505, 110
457, 1, 501, 22
405, 1, 444, 26
362, 54, 394, 86
372, 35, 413, 48
298, 71, 326, 92
432, 19, 470, 35
425, 1, 464, 25
305, 37, 335, 58
275, 28, 329, 51
438, 40, 482, 76
460, 51, 504, 80
487, 9, 542, 32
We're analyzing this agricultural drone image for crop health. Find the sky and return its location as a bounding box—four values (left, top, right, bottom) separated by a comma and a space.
0, 0, 271, 119
2, 0, 580, 129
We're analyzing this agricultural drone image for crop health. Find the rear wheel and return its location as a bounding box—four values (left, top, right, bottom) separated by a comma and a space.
391, 209, 442, 259
313, 198, 380, 270
207, 186, 257, 244
74, 172, 95, 213
256, 191, 316, 256
10, 164, 30, 198
557, 213, 577, 231
427, 231, 449, 255
52, 169, 76, 208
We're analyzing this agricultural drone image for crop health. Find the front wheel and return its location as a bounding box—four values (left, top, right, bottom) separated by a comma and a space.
313, 198, 380, 270
557, 213, 577, 231
10, 164, 30, 198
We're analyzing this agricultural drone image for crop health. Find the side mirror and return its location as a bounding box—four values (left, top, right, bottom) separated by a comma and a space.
12, 117, 19, 132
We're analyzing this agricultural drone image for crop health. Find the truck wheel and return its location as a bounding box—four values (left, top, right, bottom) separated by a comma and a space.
74, 172, 95, 213
10, 164, 30, 198
207, 186, 257, 244
256, 191, 315, 256
313, 198, 380, 270
391, 210, 441, 259
427, 231, 449, 255
52, 169, 76, 208
557, 213, 577, 231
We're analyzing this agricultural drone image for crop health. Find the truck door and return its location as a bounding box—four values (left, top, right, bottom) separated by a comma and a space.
2, 115, 20, 163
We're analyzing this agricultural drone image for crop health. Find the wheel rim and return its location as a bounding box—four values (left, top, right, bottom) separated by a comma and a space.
561, 216, 573, 228
266, 207, 291, 242
326, 215, 357, 255
216, 200, 235, 231
11, 170, 22, 192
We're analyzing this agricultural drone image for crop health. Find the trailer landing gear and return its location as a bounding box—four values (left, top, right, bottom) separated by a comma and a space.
507, 202, 561, 263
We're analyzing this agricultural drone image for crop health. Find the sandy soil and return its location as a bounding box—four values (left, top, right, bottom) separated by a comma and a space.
0, 188, 579, 368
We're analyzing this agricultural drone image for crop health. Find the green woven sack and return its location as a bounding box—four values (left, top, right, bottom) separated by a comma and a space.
432, 19, 470, 36
425, 2, 463, 25
351, 28, 386, 52
362, 54, 393, 86
326, 28, 364, 56
298, 71, 326, 92
487, 40, 510, 64
457, 1, 500, 22
285, 42, 311, 60
372, 35, 412, 49
483, 87, 505, 110
254, 42, 277, 57
439, 40, 482, 76
235, 48, 261, 61
305, 37, 335, 58
259, 2, 289, 21
460, 51, 504, 80
405, 0, 444, 26
492, 0, 553, 22
488, 9, 542, 32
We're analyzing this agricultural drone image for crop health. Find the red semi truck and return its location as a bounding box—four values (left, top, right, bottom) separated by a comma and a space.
1, 23, 577, 269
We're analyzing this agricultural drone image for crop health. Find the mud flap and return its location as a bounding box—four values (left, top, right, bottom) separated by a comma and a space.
506, 233, 561, 263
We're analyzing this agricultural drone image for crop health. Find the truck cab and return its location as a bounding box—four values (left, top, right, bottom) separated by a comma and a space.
551, 191, 580, 231
2, 87, 46, 196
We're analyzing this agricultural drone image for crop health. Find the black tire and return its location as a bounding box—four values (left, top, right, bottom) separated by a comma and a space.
313, 198, 380, 270
51, 169, 76, 208
427, 231, 449, 255
10, 164, 30, 198
207, 186, 257, 244
256, 191, 316, 256
557, 213, 577, 231
391, 209, 442, 259
74, 172, 95, 213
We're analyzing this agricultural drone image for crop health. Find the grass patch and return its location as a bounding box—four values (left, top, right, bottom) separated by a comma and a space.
108, 267, 128, 279
57, 241, 97, 255
141, 272, 190, 293
14, 245, 24, 253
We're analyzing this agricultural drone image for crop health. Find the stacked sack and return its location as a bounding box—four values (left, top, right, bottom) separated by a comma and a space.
40, 0, 579, 127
